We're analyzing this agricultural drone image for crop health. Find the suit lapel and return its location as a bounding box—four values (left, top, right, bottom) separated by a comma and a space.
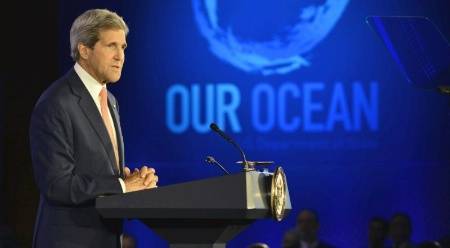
67, 69, 119, 176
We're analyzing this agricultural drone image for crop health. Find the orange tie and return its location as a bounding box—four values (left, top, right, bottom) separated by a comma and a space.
99, 87, 120, 171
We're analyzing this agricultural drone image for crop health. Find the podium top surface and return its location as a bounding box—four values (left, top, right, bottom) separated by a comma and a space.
366, 16, 450, 89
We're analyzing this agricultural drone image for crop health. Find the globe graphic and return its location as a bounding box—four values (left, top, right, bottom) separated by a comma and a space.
192, 0, 350, 75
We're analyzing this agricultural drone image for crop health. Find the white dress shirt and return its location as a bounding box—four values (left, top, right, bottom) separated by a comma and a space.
300, 241, 319, 248
74, 63, 126, 193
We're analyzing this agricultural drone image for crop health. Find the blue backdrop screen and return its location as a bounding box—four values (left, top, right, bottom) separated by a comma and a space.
58, 1, 450, 247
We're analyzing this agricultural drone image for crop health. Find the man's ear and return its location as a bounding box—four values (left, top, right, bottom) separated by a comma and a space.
78, 43, 90, 60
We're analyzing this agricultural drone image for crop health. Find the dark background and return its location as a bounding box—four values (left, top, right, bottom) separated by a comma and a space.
3, 1, 58, 246
2, 0, 450, 247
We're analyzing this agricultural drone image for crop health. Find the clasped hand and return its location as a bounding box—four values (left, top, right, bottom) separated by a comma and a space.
123, 166, 158, 193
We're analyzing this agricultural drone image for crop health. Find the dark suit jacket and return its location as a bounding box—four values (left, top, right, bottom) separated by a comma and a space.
30, 68, 125, 248
317, 242, 336, 248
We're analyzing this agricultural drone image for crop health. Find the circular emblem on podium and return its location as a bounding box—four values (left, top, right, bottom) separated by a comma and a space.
270, 166, 287, 221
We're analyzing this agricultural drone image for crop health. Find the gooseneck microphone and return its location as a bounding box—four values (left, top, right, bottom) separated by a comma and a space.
209, 123, 250, 170
205, 156, 230, 175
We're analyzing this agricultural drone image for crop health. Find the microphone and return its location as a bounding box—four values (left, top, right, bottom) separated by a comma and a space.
205, 156, 230, 175
209, 123, 250, 171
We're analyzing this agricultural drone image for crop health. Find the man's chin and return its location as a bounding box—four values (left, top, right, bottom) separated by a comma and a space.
107, 75, 121, 83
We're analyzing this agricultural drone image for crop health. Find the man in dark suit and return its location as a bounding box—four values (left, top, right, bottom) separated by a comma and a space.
296, 209, 335, 248
389, 213, 416, 248
368, 217, 389, 248
29, 9, 158, 247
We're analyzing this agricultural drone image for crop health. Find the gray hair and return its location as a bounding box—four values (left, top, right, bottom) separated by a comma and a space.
70, 9, 129, 61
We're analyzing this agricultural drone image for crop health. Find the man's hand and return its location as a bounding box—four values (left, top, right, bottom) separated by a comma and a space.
123, 166, 158, 193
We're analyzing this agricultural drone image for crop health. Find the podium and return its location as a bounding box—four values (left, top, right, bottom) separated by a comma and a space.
96, 170, 292, 248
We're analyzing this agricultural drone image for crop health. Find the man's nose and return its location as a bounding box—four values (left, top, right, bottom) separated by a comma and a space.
114, 48, 124, 61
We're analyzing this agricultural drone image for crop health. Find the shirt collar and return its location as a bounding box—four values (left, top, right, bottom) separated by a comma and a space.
74, 62, 106, 107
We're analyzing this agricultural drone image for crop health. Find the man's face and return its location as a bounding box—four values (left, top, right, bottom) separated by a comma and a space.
296, 211, 319, 241
389, 216, 411, 244
81, 28, 127, 84
369, 221, 386, 243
